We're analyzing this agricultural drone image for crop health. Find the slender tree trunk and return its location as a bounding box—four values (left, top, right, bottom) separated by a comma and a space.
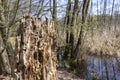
103, 0, 107, 27
69, 0, 79, 58
53, 0, 57, 26
74, 0, 90, 58
29, 0, 32, 13
110, 0, 115, 31
64, 0, 71, 60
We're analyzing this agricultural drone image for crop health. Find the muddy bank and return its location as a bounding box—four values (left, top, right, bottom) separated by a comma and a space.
57, 68, 83, 80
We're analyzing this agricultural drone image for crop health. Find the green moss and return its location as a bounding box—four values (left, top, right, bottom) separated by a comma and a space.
67, 52, 71, 60
69, 58, 77, 70
71, 59, 77, 65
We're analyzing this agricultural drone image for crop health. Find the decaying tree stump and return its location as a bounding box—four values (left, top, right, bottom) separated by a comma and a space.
16, 14, 57, 80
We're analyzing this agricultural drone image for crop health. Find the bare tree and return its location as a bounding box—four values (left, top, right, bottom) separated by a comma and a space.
70, 0, 79, 57
64, 0, 72, 60
53, 0, 57, 24
0, 0, 20, 75
74, 0, 90, 57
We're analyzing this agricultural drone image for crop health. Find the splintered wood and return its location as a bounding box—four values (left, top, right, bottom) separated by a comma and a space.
16, 14, 57, 80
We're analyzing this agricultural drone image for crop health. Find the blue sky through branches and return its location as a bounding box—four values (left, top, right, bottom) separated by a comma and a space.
56, 0, 120, 18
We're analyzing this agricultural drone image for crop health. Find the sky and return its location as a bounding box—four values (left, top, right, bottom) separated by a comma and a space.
56, 0, 120, 18
91, 0, 120, 15
34, 0, 120, 19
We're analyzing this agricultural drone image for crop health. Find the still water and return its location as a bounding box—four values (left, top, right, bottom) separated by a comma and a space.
86, 55, 120, 80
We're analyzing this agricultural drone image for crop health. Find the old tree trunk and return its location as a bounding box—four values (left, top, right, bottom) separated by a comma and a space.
15, 14, 57, 80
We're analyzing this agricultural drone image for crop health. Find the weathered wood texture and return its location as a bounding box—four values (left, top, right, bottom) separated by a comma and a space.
16, 14, 57, 80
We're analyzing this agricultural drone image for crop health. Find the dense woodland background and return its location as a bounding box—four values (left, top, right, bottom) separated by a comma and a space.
0, 0, 120, 80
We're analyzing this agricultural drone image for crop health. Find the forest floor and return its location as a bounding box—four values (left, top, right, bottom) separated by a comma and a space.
57, 68, 84, 80
0, 68, 83, 80
0, 75, 11, 80
0, 69, 84, 80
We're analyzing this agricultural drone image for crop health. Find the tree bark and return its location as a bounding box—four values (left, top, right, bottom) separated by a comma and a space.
74, 0, 90, 57
0, 36, 11, 74
69, 0, 79, 58
0, 0, 12, 75
64, 0, 72, 60
53, 0, 57, 25
16, 14, 57, 80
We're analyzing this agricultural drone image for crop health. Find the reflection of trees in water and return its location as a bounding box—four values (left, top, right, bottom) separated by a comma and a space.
86, 55, 119, 80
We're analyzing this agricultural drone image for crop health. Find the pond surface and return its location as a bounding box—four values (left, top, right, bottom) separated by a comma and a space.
86, 55, 120, 80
